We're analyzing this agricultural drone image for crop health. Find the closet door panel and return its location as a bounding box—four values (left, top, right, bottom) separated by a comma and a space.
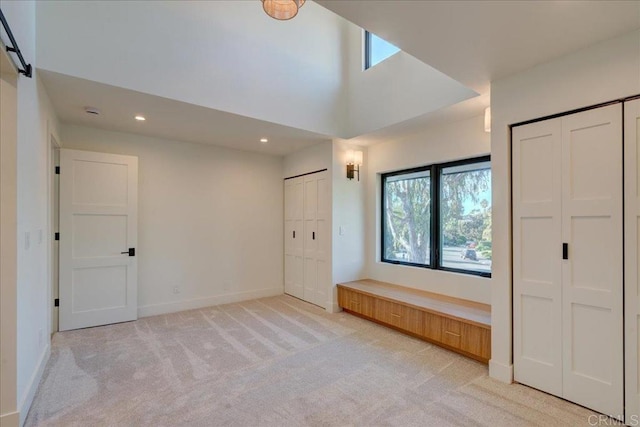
512, 119, 563, 396
625, 98, 640, 423
303, 171, 329, 308
561, 104, 623, 419
284, 178, 303, 299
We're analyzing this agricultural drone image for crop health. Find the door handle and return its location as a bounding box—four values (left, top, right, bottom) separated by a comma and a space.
562, 243, 568, 260
121, 248, 136, 256
293, 230, 295, 239
312, 231, 315, 240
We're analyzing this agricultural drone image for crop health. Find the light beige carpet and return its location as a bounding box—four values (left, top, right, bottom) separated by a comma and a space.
26, 295, 598, 426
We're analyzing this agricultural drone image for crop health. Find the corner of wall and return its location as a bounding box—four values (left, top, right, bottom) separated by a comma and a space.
18, 344, 50, 427
489, 359, 513, 384
331, 140, 367, 288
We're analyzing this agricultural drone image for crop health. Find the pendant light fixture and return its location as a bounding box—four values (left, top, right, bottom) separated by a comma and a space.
262, 0, 305, 21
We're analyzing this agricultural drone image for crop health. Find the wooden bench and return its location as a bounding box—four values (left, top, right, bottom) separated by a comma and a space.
337, 279, 491, 363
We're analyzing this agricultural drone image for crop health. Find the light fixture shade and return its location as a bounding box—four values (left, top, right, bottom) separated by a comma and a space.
262, 0, 305, 21
484, 107, 491, 133
354, 150, 363, 166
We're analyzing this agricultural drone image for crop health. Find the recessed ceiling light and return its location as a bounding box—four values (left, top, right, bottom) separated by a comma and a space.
135, 115, 146, 121
260, 138, 268, 143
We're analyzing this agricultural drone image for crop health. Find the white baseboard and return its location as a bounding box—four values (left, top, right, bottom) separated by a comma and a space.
489, 359, 513, 384
0, 411, 19, 427
18, 345, 50, 427
138, 287, 284, 318
325, 301, 342, 313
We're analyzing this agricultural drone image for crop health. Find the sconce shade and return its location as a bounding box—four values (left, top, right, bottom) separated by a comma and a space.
262, 0, 305, 20
346, 150, 363, 181
347, 150, 363, 165
484, 107, 491, 133
353, 150, 363, 166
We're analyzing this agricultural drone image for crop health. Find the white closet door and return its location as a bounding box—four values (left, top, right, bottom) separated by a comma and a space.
513, 119, 563, 396
284, 177, 304, 299
303, 171, 329, 308
625, 98, 640, 423
561, 104, 623, 418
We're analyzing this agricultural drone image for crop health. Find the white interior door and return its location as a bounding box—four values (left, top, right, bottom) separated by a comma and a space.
513, 119, 563, 396
284, 177, 303, 299
59, 149, 138, 331
561, 104, 623, 419
625, 98, 640, 423
303, 171, 329, 308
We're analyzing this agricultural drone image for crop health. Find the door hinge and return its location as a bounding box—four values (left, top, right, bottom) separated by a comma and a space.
55, 166, 60, 174
54, 232, 60, 241
54, 298, 59, 307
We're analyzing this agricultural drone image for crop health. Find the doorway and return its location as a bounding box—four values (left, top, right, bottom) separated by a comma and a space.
49, 131, 60, 333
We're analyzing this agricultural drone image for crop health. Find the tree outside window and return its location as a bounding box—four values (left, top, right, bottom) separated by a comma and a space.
382, 157, 491, 277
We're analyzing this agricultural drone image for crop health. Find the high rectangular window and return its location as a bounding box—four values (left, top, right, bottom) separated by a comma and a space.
381, 156, 491, 277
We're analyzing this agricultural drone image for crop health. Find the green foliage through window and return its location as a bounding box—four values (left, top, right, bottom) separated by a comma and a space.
383, 170, 431, 264
381, 157, 491, 277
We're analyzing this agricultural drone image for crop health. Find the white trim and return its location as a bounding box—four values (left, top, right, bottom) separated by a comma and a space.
138, 287, 284, 318
18, 345, 50, 427
489, 359, 513, 384
48, 131, 60, 335
324, 301, 342, 313
0, 411, 19, 427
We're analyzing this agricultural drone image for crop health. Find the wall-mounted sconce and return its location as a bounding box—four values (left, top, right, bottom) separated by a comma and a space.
484, 107, 491, 133
346, 150, 363, 181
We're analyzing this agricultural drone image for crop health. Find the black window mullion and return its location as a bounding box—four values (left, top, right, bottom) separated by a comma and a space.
430, 164, 439, 268
380, 173, 386, 262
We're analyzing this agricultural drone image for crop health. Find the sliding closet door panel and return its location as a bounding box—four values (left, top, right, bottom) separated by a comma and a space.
316, 173, 330, 307
513, 119, 563, 396
625, 98, 640, 423
284, 177, 304, 299
303, 171, 329, 308
561, 104, 623, 419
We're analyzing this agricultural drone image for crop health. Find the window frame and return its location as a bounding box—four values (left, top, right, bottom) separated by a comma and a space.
364, 30, 373, 70
364, 30, 400, 70
380, 155, 492, 278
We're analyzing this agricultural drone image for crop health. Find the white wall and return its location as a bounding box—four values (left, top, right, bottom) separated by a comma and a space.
490, 30, 640, 383
1, 2, 62, 425
61, 125, 285, 316
0, 54, 19, 427
343, 24, 476, 138
365, 114, 491, 304
331, 141, 367, 310
35, 1, 477, 141
36, 0, 348, 137
283, 141, 333, 179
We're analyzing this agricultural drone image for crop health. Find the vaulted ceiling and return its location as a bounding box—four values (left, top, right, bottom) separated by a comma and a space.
318, 0, 640, 94
37, 1, 640, 153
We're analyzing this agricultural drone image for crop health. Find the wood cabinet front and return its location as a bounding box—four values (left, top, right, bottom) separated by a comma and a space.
337, 282, 491, 363
375, 300, 423, 335
460, 323, 491, 361
338, 287, 375, 318
441, 318, 462, 349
